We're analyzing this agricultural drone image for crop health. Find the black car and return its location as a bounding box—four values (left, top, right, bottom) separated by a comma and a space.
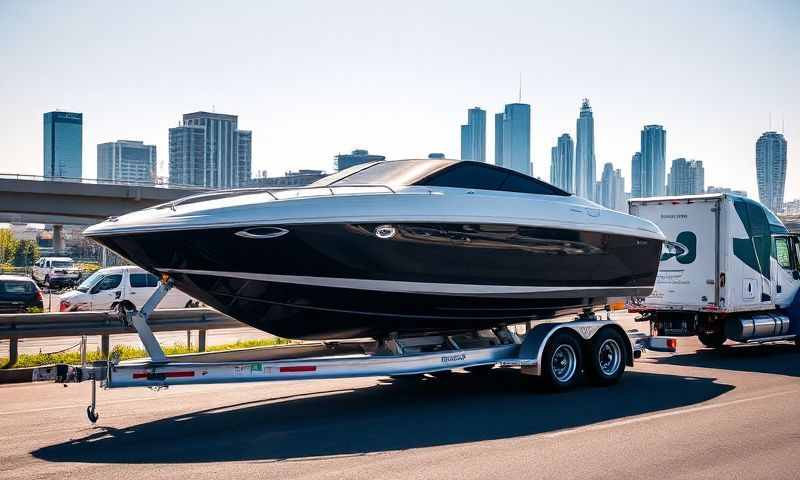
0, 275, 44, 313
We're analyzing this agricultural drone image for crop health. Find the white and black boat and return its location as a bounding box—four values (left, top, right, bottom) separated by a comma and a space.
84, 159, 665, 340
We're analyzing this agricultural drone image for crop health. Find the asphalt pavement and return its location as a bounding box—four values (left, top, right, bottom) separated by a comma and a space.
1, 319, 799, 479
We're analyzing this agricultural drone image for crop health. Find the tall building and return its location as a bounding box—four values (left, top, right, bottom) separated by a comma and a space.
549, 133, 574, 192
236, 130, 252, 188
168, 125, 205, 186
631, 152, 642, 198
97, 140, 156, 183
168, 112, 252, 188
574, 99, 596, 200
460, 107, 486, 161
755, 131, 788, 212
640, 125, 666, 197
494, 103, 531, 175
598, 162, 626, 212
667, 158, 704, 195
43, 111, 83, 179
334, 149, 385, 171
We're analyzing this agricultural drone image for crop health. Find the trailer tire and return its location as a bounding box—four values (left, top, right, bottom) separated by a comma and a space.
698, 330, 726, 348
540, 331, 583, 391
586, 328, 626, 386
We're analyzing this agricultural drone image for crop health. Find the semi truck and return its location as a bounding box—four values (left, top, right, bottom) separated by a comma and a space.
628, 193, 800, 348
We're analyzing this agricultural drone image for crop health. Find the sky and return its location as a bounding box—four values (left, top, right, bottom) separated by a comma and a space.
0, 0, 798, 198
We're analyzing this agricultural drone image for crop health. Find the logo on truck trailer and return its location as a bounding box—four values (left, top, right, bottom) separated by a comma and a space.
661, 231, 697, 264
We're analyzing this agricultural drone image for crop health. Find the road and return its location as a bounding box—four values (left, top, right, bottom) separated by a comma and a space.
1, 327, 799, 479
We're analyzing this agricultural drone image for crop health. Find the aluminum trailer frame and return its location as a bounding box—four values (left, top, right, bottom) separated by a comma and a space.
38, 279, 675, 423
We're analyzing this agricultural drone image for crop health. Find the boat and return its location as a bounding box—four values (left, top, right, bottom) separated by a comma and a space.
83, 159, 665, 340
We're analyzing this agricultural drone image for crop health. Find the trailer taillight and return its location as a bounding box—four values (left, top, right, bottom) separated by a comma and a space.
667, 338, 677, 351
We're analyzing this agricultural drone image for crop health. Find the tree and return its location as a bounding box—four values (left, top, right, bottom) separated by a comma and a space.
0, 229, 19, 265
14, 239, 40, 267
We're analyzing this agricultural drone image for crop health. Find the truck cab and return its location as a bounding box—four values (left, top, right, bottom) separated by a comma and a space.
58, 265, 200, 313
770, 233, 800, 308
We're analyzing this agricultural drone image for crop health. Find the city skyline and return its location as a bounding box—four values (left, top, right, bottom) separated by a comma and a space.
1, 1, 798, 198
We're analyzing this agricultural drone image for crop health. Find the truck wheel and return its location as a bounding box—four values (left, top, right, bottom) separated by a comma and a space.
698, 330, 726, 348
587, 328, 626, 386
540, 331, 583, 391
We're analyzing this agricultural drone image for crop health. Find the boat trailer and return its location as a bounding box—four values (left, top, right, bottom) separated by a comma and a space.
37, 279, 676, 423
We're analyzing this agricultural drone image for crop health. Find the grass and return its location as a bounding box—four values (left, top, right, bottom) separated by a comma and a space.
1, 337, 291, 369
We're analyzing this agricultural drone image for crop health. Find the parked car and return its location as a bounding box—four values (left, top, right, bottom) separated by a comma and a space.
32, 257, 82, 289
58, 265, 201, 313
0, 275, 44, 313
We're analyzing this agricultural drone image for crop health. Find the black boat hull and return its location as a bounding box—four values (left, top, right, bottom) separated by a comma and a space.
90, 222, 661, 339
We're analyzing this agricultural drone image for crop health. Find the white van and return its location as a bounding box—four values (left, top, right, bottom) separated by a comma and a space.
58, 265, 200, 313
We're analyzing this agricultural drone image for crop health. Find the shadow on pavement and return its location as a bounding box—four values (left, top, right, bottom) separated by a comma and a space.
33, 368, 732, 464
652, 342, 800, 377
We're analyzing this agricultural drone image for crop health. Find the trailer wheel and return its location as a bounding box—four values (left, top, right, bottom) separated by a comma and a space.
698, 329, 726, 348
587, 329, 626, 386
541, 331, 582, 390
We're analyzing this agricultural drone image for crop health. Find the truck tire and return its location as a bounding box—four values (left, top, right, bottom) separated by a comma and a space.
698, 330, 726, 348
540, 331, 583, 391
586, 328, 626, 386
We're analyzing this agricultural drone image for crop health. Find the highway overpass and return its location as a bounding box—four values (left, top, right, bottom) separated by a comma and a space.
0, 176, 207, 225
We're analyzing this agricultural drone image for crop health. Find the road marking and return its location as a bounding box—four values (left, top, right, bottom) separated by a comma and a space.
542, 388, 798, 439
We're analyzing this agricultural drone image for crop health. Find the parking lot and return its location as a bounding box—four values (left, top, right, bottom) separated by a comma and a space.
1, 329, 799, 480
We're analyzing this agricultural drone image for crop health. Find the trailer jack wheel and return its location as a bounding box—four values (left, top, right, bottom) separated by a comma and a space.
86, 405, 99, 423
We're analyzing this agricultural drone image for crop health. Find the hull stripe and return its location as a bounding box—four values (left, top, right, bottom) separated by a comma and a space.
159, 268, 649, 296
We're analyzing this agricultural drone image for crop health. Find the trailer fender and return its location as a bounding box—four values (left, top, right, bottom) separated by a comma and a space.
518, 321, 633, 376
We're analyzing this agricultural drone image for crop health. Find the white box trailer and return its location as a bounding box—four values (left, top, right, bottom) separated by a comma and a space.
628, 194, 800, 347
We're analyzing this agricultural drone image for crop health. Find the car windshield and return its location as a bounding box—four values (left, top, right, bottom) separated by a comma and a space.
76, 270, 104, 292
52, 261, 73, 268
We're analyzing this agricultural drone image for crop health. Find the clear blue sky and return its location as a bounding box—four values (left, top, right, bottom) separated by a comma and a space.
1, 0, 797, 197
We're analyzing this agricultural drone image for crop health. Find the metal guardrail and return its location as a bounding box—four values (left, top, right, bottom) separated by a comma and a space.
0, 308, 244, 368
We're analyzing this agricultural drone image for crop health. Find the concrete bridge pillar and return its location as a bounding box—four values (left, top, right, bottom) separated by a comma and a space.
53, 224, 65, 255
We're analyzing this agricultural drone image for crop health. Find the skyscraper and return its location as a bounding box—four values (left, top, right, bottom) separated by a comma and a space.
755, 131, 788, 212
334, 149, 385, 171
667, 158, 704, 195
168, 112, 252, 188
236, 130, 252, 187
494, 112, 504, 167
598, 162, 626, 212
168, 124, 205, 186
640, 125, 666, 197
97, 140, 157, 183
494, 103, 531, 175
43, 111, 83, 178
631, 152, 642, 198
460, 107, 486, 161
549, 133, 574, 192
574, 99, 595, 200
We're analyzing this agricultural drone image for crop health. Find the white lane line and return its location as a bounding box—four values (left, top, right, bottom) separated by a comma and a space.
542, 389, 798, 439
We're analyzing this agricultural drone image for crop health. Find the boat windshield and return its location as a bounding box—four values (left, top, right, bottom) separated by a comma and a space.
312, 160, 452, 187
314, 159, 569, 196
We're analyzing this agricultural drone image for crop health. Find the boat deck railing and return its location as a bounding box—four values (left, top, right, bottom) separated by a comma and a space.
156, 184, 431, 211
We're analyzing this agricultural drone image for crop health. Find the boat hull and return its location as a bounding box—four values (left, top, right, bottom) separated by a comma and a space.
89, 222, 662, 339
